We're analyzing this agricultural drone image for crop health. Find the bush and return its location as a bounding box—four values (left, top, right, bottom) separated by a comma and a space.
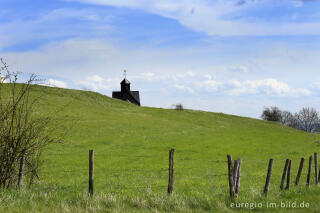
0, 58, 66, 188
261, 107, 282, 122
174, 104, 184, 111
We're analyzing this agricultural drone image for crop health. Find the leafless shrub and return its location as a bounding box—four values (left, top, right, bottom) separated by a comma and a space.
0, 58, 67, 188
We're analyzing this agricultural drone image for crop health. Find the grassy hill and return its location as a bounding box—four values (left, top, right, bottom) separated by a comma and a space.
1, 85, 320, 213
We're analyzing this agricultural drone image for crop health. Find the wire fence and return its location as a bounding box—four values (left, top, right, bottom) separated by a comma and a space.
34, 149, 320, 198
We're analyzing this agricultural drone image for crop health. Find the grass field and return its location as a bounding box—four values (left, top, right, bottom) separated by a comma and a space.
1, 85, 320, 212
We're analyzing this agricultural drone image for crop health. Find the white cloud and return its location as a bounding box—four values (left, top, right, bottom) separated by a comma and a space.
204, 74, 212, 79
192, 78, 311, 97
174, 72, 196, 80
174, 73, 185, 79
142, 72, 155, 77
65, 0, 320, 36
225, 78, 311, 96
203, 79, 223, 91
46, 79, 68, 88
228, 65, 249, 73
311, 82, 320, 90
174, 84, 195, 94
228, 79, 242, 87
140, 72, 156, 81
2, 39, 124, 79
77, 75, 113, 91
186, 71, 196, 77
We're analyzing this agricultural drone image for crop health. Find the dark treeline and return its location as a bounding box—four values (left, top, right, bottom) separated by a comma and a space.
261, 106, 320, 133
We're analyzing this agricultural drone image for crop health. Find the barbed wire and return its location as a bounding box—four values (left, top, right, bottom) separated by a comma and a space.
106, 185, 168, 190
38, 164, 304, 177
39, 168, 271, 180
44, 153, 310, 167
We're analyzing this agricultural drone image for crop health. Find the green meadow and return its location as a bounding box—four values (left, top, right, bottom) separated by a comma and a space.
1, 85, 320, 212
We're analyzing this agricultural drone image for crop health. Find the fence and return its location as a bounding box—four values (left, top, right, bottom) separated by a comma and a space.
17, 149, 320, 198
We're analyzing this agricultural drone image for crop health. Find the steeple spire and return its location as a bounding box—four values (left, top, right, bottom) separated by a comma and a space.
121, 70, 130, 92
124, 69, 127, 79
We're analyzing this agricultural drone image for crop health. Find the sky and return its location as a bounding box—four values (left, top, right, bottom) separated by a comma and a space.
1, 0, 320, 118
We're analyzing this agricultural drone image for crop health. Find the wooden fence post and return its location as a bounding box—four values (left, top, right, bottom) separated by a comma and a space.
264, 158, 273, 196
319, 160, 320, 183
295, 158, 304, 186
89, 149, 94, 196
280, 159, 290, 190
235, 159, 242, 195
307, 155, 312, 187
168, 148, 174, 194
17, 149, 26, 189
233, 160, 239, 186
229, 155, 233, 180
285, 160, 291, 190
314, 152, 318, 185
227, 155, 235, 198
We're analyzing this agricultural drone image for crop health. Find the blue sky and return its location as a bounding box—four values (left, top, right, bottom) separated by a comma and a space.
1, 0, 320, 118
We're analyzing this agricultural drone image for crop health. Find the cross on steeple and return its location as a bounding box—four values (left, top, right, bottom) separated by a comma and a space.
124, 69, 127, 79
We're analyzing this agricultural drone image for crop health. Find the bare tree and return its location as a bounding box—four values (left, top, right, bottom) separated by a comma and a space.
0, 58, 66, 188
280, 111, 299, 128
261, 106, 282, 122
295, 107, 319, 133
